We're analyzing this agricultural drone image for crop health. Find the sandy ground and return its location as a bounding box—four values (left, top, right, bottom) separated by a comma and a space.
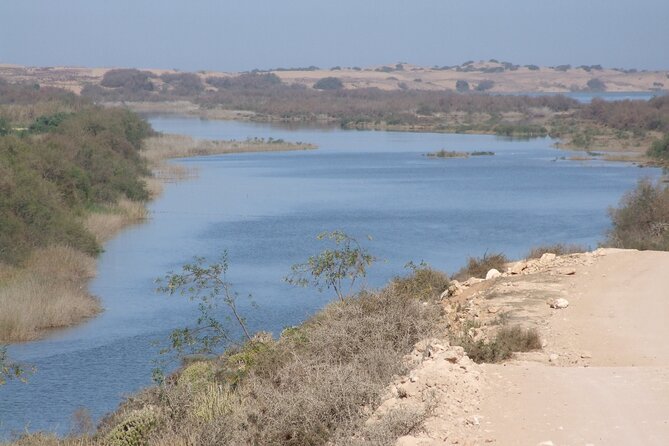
381, 249, 669, 445
1, 61, 667, 94
479, 249, 669, 446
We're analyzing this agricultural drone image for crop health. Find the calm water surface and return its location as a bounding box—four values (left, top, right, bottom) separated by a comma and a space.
0, 117, 662, 435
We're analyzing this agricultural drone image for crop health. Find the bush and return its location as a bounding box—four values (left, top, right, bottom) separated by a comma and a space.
0, 106, 152, 264
453, 324, 541, 363
605, 179, 669, 251
101, 68, 155, 92
526, 243, 587, 259
586, 78, 606, 92
455, 80, 469, 92
454, 252, 509, 280
390, 263, 450, 301
648, 133, 669, 161
475, 80, 495, 91
314, 77, 344, 90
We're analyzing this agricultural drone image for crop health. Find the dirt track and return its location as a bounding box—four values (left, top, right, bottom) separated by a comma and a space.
385, 249, 669, 445
479, 249, 669, 445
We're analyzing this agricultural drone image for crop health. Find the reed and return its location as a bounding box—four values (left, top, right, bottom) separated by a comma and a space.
0, 246, 101, 343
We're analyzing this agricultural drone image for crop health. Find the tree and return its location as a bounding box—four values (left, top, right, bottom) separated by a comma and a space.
285, 231, 376, 301
156, 253, 252, 359
456, 80, 470, 92
313, 77, 344, 90
648, 133, 669, 161
475, 80, 495, 91
586, 78, 607, 92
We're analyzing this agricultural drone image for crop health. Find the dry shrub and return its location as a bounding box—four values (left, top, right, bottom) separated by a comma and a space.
526, 243, 587, 259
454, 252, 509, 280
389, 266, 450, 301
453, 324, 541, 364
605, 179, 669, 251
348, 404, 431, 446
0, 246, 101, 342
100, 272, 442, 446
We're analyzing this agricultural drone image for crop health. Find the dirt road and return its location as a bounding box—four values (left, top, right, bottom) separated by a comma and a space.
480, 250, 669, 445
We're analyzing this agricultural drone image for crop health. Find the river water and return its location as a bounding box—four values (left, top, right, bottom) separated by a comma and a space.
0, 116, 662, 436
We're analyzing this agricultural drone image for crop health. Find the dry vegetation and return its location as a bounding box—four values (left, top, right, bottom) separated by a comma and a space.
142, 133, 316, 163
10, 268, 448, 446
605, 179, 669, 251
453, 252, 510, 281
0, 246, 100, 342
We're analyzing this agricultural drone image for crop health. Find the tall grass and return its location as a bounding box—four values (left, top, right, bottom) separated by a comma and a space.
0, 246, 100, 342
84, 198, 149, 243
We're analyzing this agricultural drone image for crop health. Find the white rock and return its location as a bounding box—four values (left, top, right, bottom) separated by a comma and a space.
549, 298, 570, 309
549, 354, 559, 362
540, 253, 557, 262
485, 268, 502, 280
538, 442, 555, 446
509, 261, 528, 274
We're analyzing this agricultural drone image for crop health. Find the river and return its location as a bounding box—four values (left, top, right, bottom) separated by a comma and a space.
0, 116, 662, 436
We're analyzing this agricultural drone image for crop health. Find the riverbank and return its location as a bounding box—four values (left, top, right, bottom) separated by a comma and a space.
114, 100, 668, 167
0, 126, 317, 344
12, 247, 669, 445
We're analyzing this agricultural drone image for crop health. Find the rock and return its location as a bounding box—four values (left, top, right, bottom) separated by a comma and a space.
580, 351, 592, 359
538, 442, 555, 446
549, 354, 559, 362
444, 280, 464, 298
487, 306, 499, 314
555, 267, 576, 276
509, 261, 528, 274
485, 269, 501, 280
464, 277, 485, 287
540, 253, 557, 262
549, 298, 570, 309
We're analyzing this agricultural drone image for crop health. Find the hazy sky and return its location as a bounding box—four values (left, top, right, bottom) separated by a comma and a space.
1, 0, 668, 71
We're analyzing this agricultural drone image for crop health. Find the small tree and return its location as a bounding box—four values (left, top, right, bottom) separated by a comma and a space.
156, 253, 252, 360
455, 80, 470, 92
586, 78, 606, 92
475, 80, 495, 91
314, 77, 344, 90
286, 231, 375, 301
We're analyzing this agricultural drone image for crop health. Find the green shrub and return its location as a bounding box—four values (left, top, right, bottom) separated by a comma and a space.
0, 106, 152, 264
454, 252, 509, 280
105, 407, 160, 446
605, 179, 669, 250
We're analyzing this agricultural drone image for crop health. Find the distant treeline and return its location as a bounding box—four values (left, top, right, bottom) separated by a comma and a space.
79, 69, 667, 132
0, 81, 153, 264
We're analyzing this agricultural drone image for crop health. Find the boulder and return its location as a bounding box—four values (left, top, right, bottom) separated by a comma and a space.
549, 298, 570, 309
485, 268, 501, 280
540, 253, 557, 262
509, 261, 528, 274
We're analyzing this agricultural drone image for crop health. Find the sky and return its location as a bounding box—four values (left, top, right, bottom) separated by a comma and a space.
1, 0, 668, 72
